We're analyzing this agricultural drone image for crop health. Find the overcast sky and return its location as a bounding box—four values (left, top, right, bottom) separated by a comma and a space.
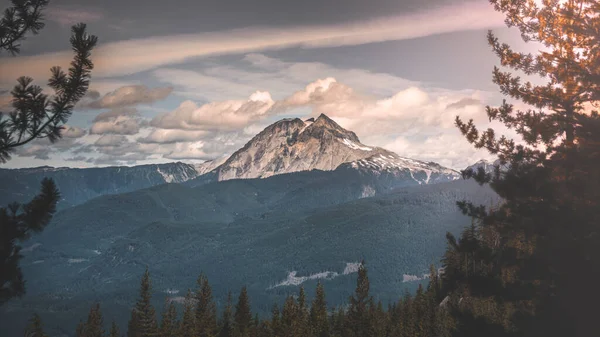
0, 0, 539, 170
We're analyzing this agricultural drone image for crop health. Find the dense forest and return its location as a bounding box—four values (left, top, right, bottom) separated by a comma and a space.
26, 263, 456, 337
3, 0, 600, 336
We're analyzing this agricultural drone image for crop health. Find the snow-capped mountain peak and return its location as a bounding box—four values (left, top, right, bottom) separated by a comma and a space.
209, 114, 459, 183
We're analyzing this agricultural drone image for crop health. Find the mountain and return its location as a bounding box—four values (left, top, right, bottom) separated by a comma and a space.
211, 114, 460, 183
464, 159, 503, 175
0, 171, 499, 336
1, 114, 460, 210
0, 162, 201, 209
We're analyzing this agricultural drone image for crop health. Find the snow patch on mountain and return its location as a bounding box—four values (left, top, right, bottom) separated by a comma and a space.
402, 273, 430, 283
341, 138, 373, 151
68, 258, 88, 264
343, 262, 362, 275
269, 262, 362, 288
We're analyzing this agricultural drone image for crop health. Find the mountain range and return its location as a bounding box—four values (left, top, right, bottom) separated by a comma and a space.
1, 114, 462, 209
0, 114, 499, 336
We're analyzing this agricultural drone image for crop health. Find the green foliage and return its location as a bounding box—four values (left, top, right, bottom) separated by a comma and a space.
196, 273, 218, 337
309, 282, 329, 337
160, 300, 178, 337
131, 268, 159, 337
0, 177, 59, 305
180, 289, 197, 337
24, 313, 48, 337
234, 286, 253, 337
109, 321, 120, 337
219, 292, 234, 337
83, 303, 105, 337
446, 1, 600, 337
345, 261, 372, 337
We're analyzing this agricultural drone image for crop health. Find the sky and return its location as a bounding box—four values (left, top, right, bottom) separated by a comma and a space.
0, 0, 543, 170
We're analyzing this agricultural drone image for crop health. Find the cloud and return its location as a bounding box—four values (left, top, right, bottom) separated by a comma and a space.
138, 129, 212, 144
94, 135, 129, 147
15, 144, 51, 160
164, 143, 215, 160
0, 94, 12, 110
151, 91, 275, 131
79, 85, 173, 109
0, 1, 504, 83
93, 107, 139, 122
446, 97, 482, 110
61, 125, 87, 138
90, 116, 141, 135
46, 7, 104, 26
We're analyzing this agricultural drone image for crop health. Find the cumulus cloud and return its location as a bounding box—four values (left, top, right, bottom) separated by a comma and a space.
79, 85, 173, 109
90, 116, 142, 135
164, 143, 216, 160
0, 1, 504, 83
138, 129, 213, 144
151, 91, 275, 131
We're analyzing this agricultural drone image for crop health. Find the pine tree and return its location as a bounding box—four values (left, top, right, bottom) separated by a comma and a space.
180, 289, 197, 337
0, 0, 96, 305
281, 295, 297, 337
127, 309, 139, 337
346, 261, 372, 337
310, 282, 329, 337
219, 292, 234, 337
294, 287, 309, 337
270, 304, 282, 337
24, 313, 48, 337
233, 287, 253, 337
76, 321, 86, 337
447, 1, 600, 336
196, 273, 218, 337
330, 307, 345, 337
84, 303, 105, 337
109, 321, 120, 337
160, 299, 178, 337
132, 268, 159, 337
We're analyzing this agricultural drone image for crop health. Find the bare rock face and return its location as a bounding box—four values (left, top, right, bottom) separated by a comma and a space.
213, 114, 460, 183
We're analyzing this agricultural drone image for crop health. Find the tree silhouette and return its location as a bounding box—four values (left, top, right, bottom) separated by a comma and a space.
447, 1, 600, 336
0, 0, 97, 306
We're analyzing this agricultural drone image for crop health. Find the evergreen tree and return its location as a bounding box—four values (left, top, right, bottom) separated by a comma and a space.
0, 0, 96, 305
160, 299, 178, 337
446, 1, 600, 336
195, 273, 218, 337
180, 289, 197, 337
270, 304, 282, 337
132, 268, 159, 337
76, 321, 86, 337
310, 282, 329, 337
109, 321, 120, 337
219, 292, 234, 337
84, 303, 105, 337
233, 287, 253, 337
330, 307, 345, 337
24, 313, 48, 337
281, 295, 297, 337
346, 261, 372, 337
294, 287, 309, 337
127, 309, 139, 337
